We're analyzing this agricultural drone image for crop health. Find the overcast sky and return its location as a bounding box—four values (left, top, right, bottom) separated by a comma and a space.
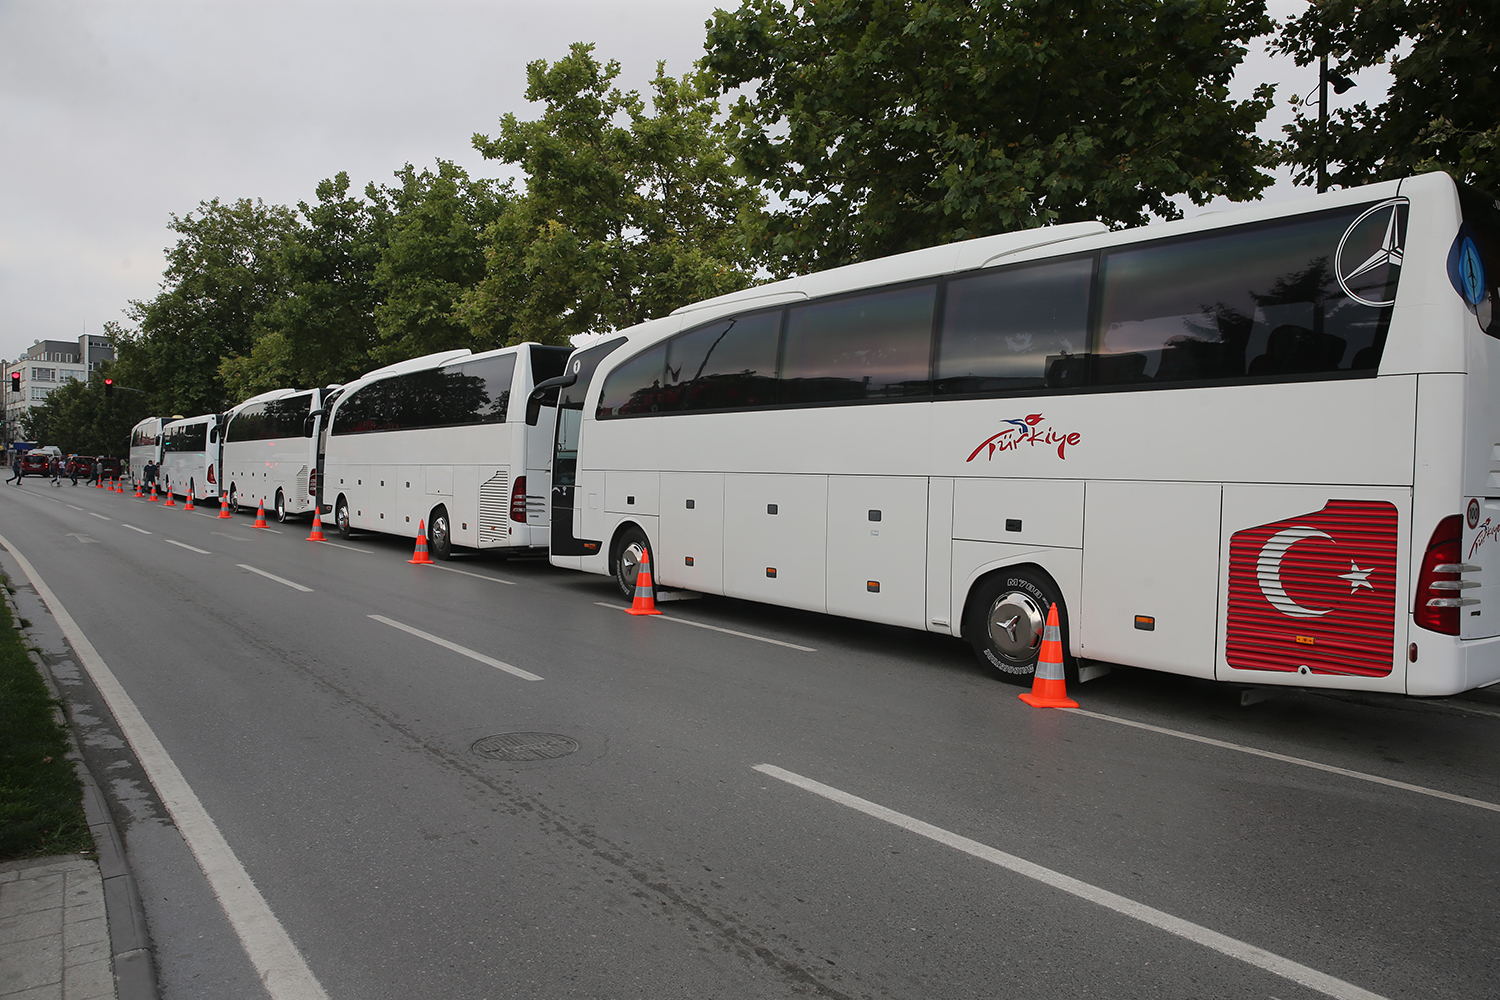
0, 0, 1387, 364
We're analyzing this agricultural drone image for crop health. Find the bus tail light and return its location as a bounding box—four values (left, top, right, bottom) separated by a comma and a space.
1414, 515, 1481, 634
308, 468, 317, 498
207, 464, 216, 484
511, 476, 527, 522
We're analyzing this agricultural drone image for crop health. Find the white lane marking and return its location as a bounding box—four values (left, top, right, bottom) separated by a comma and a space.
1060, 707, 1500, 815
422, 562, 516, 585
1429, 700, 1500, 721
368, 614, 541, 681
312, 540, 365, 553
596, 602, 815, 651
245, 525, 284, 534
121, 524, 152, 535
165, 539, 211, 555
236, 564, 312, 592
211, 532, 252, 543
755, 764, 1388, 1000
88, 512, 111, 520
0, 530, 331, 1000
66, 503, 84, 510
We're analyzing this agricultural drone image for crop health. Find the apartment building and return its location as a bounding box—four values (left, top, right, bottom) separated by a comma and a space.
2, 335, 116, 447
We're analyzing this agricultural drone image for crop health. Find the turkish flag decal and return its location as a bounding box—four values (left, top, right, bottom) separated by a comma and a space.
1226, 500, 1398, 677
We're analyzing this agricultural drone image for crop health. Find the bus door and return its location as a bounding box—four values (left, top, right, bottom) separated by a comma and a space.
534, 338, 625, 564
311, 387, 343, 516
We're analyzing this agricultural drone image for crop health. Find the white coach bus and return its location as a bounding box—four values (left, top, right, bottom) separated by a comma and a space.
221, 387, 340, 521
128, 417, 162, 484
322, 342, 570, 558
546, 171, 1500, 697
159, 414, 222, 501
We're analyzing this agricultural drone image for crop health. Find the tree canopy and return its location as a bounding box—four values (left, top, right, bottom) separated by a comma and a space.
1274, 0, 1499, 192
702, 0, 1277, 271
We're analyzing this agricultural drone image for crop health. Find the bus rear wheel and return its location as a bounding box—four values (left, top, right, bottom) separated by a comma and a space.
335, 497, 351, 539
428, 506, 452, 561
228, 486, 239, 514
274, 489, 288, 523
965, 569, 1072, 686
613, 527, 651, 599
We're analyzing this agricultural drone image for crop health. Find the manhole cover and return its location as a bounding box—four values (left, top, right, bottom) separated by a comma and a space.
471, 732, 579, 762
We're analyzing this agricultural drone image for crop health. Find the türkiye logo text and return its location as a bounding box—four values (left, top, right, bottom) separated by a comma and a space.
966, 414, 1081, 462
1226, 501, 1398, 677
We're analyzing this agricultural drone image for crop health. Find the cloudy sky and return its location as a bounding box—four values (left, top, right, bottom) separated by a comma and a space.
0, 0, 1385, 364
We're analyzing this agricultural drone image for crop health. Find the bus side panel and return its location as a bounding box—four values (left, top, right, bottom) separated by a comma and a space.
658, 473, 724, 592
1218, 484, 1411, 693
1079, 481, 1222, 679
926, 479, 955, 634
952, 478, 1082, 548
826, 476, 928, 629
723, 474, 828, 613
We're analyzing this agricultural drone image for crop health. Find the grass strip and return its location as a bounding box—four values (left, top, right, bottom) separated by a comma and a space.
0, 576, 93, 861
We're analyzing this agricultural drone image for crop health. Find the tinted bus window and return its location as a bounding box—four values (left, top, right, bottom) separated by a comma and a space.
596, 345, 668, 417
668, 310, 781, 412
936, 256, 1093, 394
165, 423, 207, 452
445, 353, 517, 424
1457, 183, 1500, 338
1094, 203, 1403, 386
781, 282, 936, 403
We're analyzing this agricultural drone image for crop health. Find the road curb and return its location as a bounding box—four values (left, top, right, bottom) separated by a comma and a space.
4, 567, 160, 1000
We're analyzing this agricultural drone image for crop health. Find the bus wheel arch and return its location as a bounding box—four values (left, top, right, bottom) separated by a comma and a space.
610, 523, 653, 599
428, 505, 452, 561
962, 565, 1075, 686
334, 495, 352, 539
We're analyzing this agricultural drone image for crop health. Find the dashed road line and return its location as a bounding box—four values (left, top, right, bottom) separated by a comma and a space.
211, 532, 252, 543
165, 540, 211, 554
121, 524, 151, 535
66, 503, 83, 510
755, 763, 1388, 1000
596, 602, 815, 651
236, 563, 312, 592
88, 512, 111, 520
368, 614, 541, 681
1059, 706, 1500, 814
312, 540, 365, 553
423, 562, 516, 585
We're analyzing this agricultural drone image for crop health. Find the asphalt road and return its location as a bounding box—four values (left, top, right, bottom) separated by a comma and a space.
3, 479, 1498, 1000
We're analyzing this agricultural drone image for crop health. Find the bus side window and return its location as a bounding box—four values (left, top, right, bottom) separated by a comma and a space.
597, 344, 668, 418
936, 256, 1093, 395
781, 282, 935, 404
666, 309, 781, 413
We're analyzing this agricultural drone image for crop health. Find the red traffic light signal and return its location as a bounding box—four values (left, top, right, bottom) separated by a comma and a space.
104, 377, 114, 397
9, 372, 18, 393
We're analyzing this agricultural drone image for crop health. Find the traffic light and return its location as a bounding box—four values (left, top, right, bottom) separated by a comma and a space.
9, 372, 18, 393
104, 377, 114, 397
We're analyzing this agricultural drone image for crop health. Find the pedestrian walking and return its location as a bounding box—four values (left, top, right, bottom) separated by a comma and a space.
68, 457, 79, 486
6, 454, 20, 485
49, 457, 62, 487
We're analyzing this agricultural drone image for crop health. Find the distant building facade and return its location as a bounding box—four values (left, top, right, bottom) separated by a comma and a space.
2, 335, 116, 448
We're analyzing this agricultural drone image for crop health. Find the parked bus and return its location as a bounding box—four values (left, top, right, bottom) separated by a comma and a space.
221, 387, 341, 521
322, 343, 570, 558
543, 171, 1500, 697
128, 417, 162, 485
159, 413, 222, 501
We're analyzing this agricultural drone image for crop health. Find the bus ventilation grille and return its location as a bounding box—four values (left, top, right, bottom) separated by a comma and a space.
479, 471, 509, 544
295, 466, 309, 499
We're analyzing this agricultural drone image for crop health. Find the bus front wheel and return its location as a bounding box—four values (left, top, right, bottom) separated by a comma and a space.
335, 498, 352, 540
613, 527, 651, 599
274, 489, 288, 523
428, 506, 452, 561
228, 486, 239, 514
965, 569, 1073, 686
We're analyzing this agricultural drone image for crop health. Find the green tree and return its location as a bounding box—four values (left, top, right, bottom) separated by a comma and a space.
460, 44, 763, 345
1274, 0, 1500, 192
112, 198, 296, 416
366, 161, 508, 365
703, 0, 1277, 272
220, 173, 383, 401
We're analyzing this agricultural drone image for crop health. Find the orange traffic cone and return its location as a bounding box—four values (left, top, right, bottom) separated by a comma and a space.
1019, 603, 1077, 708
627, 550, 661, 616
307, 511, 325, 542
253, 499, 268, 528
217, 493, 232, 519
162, 484, 175, 506
409, 520, 433, 564
148, 483, 159, 501
184, 490, 194, 511
133, 479, 142, 497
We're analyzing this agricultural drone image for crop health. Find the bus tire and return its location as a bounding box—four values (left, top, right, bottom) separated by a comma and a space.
964, 569, 1073, 686
228, 486, 239, 514
428, 506, 452, 561
274, 489, 288, 523
335, 497, 352, 539
612, 526, 651, 599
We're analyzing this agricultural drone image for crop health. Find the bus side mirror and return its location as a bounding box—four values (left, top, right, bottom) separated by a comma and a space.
304, 410, 324, 437
526, 374, 574, 426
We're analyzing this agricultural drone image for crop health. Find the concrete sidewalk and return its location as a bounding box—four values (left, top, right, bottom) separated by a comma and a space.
0, 856, 114, 1000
